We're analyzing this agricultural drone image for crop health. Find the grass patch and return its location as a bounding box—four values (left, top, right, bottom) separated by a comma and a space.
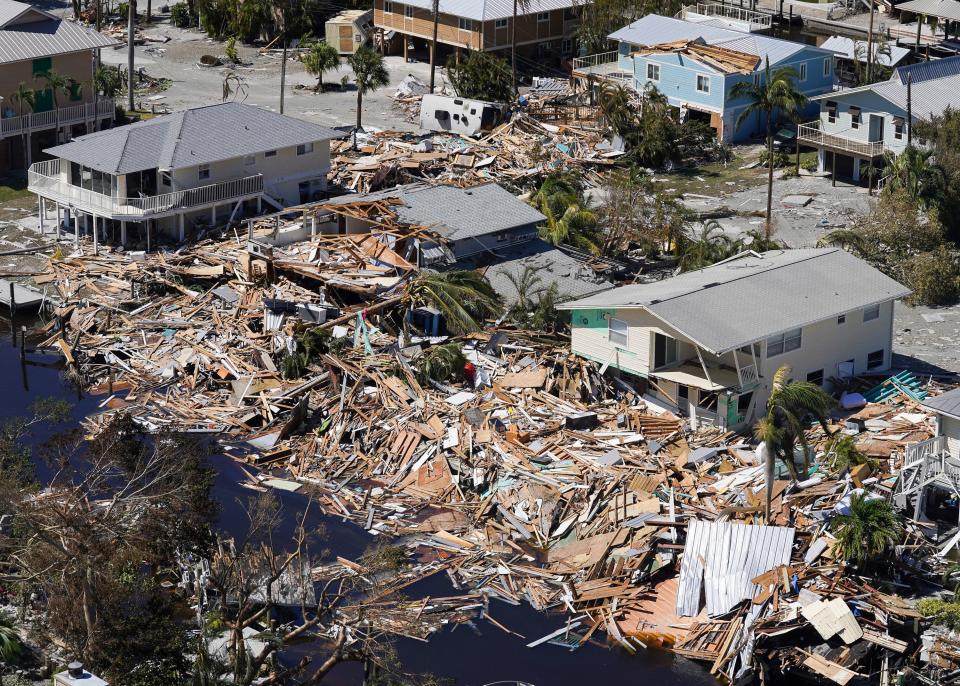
0, 173, 30, 204
657, 158, 768, 197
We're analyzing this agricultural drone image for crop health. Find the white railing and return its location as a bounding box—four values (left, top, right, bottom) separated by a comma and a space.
797, 120, 886, 158
905, 435, 947, 466
28, 159, 264, 219
737, 363, 759, 388
571, 51, 622, 75
682, 3, 773, 29
0, 98, 114, 139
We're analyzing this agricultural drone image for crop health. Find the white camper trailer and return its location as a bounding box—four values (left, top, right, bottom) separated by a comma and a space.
419, 95, 508, 137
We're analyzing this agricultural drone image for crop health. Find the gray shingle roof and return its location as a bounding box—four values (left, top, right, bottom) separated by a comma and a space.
609, 15, 832, 68
558, 248, 911, 354
326, 182, 547, 240
0, 0, 120, 64
922, 388, 960, 419
44, 102, 343, 174
452, 238, 614, 302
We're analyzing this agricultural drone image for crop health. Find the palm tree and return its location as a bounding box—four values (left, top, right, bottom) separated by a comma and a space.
347, 46, 390, 134
0, 619, 22, 661
510, 0, 531, 97
11, 82, 34, 167
504, 264, 545, 319
597, 82, 637, 137
538, 203, 602, 254
405, 270, 502, 335
755, 366, 836, 521
883, 145, 945, 209
303, 41, 340, 92
678, 220, 739, 271
37, 70, 73, 144
831, 493, 901, 567
729, 57, 808, 239
530, 171, 581, 217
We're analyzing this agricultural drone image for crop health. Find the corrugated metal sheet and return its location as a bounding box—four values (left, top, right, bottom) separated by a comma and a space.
676, 519, 795, 617
819, 35, 910, 67
0, 3, 120, 64
897, 0, 960, 21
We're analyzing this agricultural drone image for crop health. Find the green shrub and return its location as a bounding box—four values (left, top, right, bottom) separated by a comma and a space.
918, 598, 960, 629
759, 147, 790, 169
170, 1, 193, 28
225, 36, 239, 62
904, 245, 960, 306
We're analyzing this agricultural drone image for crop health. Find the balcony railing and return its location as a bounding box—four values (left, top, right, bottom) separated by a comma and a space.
797, 120, 886, 158
571, 51, 631, 80
28, 159, 264, 219
681, 3, 772, 31
0, 98, 115, 139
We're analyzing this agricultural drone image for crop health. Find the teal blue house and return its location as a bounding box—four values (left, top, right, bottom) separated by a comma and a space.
598, 15, 836, 143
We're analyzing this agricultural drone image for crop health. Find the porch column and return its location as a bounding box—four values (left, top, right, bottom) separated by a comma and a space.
178, 214, 185, 242
695, 347, 715, 387
852, 158, 861, 182
831, 151, 837, 187
84, 213, 91, 236
256, 196, 262, 214
403, 34, 409, 62
121, 221, 128, 247
56, 203, 62, 240
147, 221, 152, 253
68, 209, 79, 249
38, 197, 45, 235
92, 215, 99, 255
211, 205, 217, 226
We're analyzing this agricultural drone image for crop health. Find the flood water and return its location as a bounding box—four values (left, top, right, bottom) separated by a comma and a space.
0, 322, 718, 686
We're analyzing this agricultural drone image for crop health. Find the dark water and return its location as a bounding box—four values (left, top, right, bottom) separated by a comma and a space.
0, 324, 718, 686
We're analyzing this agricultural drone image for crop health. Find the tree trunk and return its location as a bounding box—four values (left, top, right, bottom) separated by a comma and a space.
765, 111, 774, 239
866, 1, 875, 83
429, 0, 440, 93
511, 0, 518, 97
146, 0, 151, 23
356, 90, 362, 132
81, 570, 97, 656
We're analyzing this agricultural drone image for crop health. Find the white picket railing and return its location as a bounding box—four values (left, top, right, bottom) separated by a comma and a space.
682, 3, 773, 30
28, 159, 264, 219
571, 51, 623, 76
0, 98, 115, 139
797, 120, 886, 158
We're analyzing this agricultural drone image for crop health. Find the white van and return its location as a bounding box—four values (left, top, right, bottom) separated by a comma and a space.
419, 94, 508, 137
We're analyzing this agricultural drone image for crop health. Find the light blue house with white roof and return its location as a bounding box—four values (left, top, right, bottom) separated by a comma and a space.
573, 14, 837, 143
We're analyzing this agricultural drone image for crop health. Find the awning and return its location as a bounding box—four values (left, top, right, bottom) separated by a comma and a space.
650, 363, 740, 392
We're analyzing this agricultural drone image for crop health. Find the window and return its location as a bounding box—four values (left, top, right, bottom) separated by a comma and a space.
806, 369, 824, 386
608, 317, 628, 347
753, 72, 761, 87
867, 349, 885, 370
737, 391, 753, 415
264, 149, 277, 157
850, 106, 862, 129
435, 109, 450, 121
537, 11, 549, 21
766, 328, 801, 357
198, 164, 210, 180
799, 62, 807, 81
646, 63, 660, 82
160, 171, 171, 187
653, 333, 678, 368
837, 314, 846, 324
696, 74, 710, 94
31, 56, 51, 76
243, 154, 255, 166
561, 38, 573, 55
893, 116, 904, 140
297, 142, 314, 155
68, 80, 82, 101
495, 18, 508, 28
383, 0, 393, 12
458, 17, 472, 30
863, 303, 880, 322
404, 5, 413, 17
824, 56, 832, 76
826, 101, 837, 124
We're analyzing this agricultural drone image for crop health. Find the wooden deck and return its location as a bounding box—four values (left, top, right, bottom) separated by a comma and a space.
0, 279, 46, 313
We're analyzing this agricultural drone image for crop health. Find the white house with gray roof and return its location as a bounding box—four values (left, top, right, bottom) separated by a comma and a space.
799, 56, 960, 184
559, 248, 910, 430
27, 102, 342, 250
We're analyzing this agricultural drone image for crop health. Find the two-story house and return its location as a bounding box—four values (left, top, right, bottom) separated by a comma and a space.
572, 14, 836, 142
27, 102, 342, 251
0, 0, 119, 170
373, 0, 582, 65
798, 56, 960, 184
558, 248, 910, 430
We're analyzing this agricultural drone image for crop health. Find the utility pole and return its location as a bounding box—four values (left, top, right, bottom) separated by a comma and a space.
429, 0, 440, 93
866, 0, 875, 83
127, 0, 135, 113
906, 70, 913, 147
280, 39, 287, 114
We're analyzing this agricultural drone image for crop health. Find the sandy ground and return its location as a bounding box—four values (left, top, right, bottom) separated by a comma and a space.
98, 19, 435, 133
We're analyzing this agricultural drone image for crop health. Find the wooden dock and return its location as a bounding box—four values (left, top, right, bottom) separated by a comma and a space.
0, 279, 46, 313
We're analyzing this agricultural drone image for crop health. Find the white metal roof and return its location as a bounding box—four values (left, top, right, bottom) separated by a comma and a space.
393, 0, 578, 21
559, 248, 911, 355
897, 0, 960, 21
819, 35, 911, 67
0, 0, 120, 64
677, 519, 795, 617
608, 14, 832, 68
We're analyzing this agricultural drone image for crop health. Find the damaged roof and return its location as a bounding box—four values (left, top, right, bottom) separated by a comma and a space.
558, 248, 912, 355
326, 182, 547, 241
44, 102, 343, 174
0, 0, 120, 64
922, 387, 960, 420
